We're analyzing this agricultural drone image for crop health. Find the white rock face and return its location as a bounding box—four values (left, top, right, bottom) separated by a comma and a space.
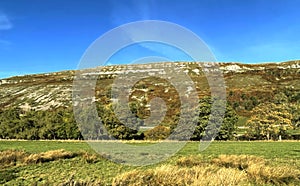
192, 69, 200, 75
19, 103, 32, 111
226, 64, 242, 71
278, 63, 300, 69
220, 64, 245, 73
289, 63, 300, 69
0, 80, 8, 85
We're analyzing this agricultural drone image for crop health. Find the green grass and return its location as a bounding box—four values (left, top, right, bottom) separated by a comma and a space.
0, 140, 299, 185
2, 140, 298, 161
0, 140, 93, 153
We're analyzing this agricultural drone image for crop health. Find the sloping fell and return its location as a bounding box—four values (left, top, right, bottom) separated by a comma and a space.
0, 60, 299, 116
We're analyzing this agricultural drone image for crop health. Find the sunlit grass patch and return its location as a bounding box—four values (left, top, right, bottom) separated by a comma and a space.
24, 149, 77, 164
246, 162, 300, 185
211, 154, 265, 170
212, 154, 300, 185
0, 149, 78, 168
114, 154, 300, 186
175, 155, 205, 167
0, 150, 27, 168
113, 164, 247, 186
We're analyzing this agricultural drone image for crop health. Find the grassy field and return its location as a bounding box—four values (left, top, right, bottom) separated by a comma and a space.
0, 140, 299, 185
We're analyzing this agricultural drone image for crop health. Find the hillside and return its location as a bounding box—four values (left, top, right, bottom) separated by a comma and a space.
1, 60, 299, 116
0, 60, 299, 140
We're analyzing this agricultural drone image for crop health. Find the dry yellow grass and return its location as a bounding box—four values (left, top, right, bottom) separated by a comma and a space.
113, 155, 300, 186
247, 163, 300, 185
212, 155, 300, 185
0, 149, 77, 167
80, 152, 102, 164
112, 164, 247, 186
211, 154, 265, 170
23, 149, 76, 164
0, 150, 27, 168
176, 155, 205, 167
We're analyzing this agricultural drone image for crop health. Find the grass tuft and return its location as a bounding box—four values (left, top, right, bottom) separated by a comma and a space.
24, 149, 76, 164
211, 154, 265, 170
175, 155, 205, 167
80, 152, 103, 164
212, 154, 300, 185
247, 163, 300, 185
112, 164, 247, 186
0, 149, 78, 167
0, 150, 27, 167
113, 155, 300, 186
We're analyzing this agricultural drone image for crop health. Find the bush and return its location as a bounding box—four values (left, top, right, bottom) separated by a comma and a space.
144, 126, 171, 140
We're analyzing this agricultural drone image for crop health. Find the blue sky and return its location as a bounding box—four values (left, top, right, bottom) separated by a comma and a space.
1, 0, 300, 78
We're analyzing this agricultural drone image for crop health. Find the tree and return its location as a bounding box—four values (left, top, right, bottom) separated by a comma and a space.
216, 105, 238, 140
96, 103, 142, 140
191, 98, 211, 140
290, 104, 300, 128
246, 103, 292, 140
191, 97, 238, 141
75, 105, 105, 140
0, 107, 24, 139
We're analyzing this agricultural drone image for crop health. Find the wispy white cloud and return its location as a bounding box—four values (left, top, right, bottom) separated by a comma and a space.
0, 39, 11, 45
0, 12, 13, 47
109, 0, 154, 26
0, 13, 12, 30
138, 42, 193, 61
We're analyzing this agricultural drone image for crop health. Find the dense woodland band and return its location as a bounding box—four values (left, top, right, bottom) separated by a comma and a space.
0, 95, 299, 141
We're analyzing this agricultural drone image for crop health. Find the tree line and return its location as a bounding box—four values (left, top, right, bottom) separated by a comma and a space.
0, 97, 237, 140
0, 96, 298, 140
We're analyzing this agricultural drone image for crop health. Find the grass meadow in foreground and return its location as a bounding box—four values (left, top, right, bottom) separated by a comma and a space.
0, 140, 299, 185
